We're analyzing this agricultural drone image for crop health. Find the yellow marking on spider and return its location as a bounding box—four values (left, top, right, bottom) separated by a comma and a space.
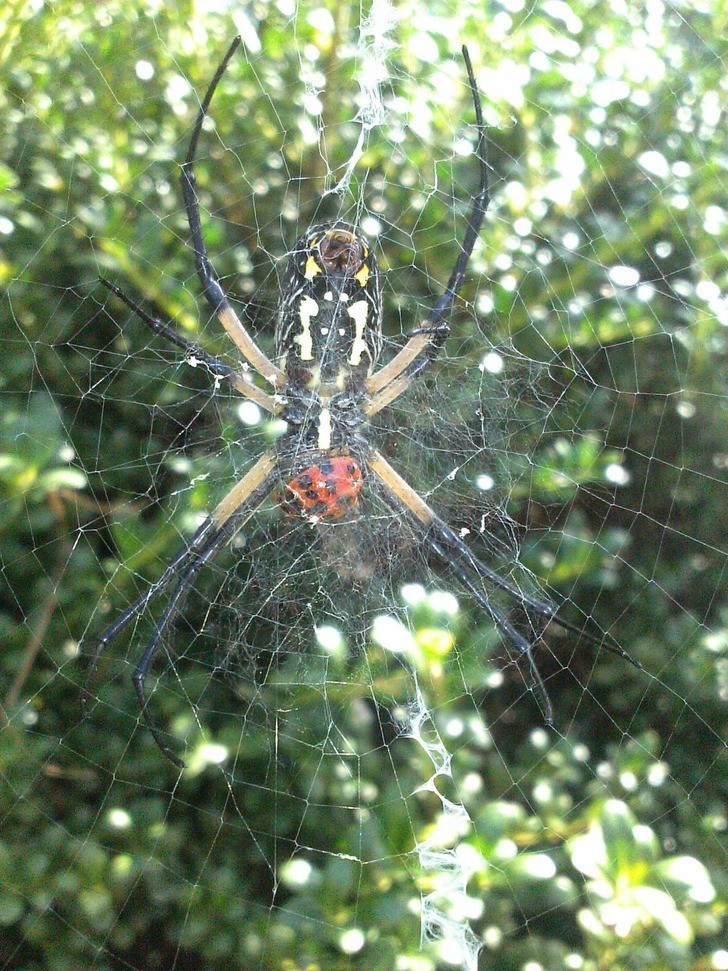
304, 255, 322, 280
304, 362, 323, 389
354, 262, 370, 287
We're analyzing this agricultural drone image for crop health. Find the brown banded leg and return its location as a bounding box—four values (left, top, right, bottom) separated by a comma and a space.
100, 279, 279, 415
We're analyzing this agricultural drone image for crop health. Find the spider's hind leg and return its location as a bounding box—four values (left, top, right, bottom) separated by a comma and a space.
367, 449, 642, 722
426, 532, 555, 722
131, 531, 227, 768
80, 517, 219, 717
82, 453, 280, 767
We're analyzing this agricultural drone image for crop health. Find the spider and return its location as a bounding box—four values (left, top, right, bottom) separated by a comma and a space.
82, 38, 639, 767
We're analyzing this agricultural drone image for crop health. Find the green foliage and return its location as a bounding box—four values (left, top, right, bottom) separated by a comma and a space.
0, 1, 725, 969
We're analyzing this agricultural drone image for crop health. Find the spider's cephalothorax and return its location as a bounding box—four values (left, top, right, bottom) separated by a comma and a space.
274, 223, 381, 467
275, 223, 382, 389
85, 38, 640, 768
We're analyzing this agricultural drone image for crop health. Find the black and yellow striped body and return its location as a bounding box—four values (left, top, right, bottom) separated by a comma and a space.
275, 224, 382, 392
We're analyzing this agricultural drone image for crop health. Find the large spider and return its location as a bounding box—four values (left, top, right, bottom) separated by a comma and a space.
82, 38, 638, 767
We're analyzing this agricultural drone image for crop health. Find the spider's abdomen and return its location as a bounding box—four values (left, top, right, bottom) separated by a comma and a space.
276, 223, 382, 390
278, 455, 363, 521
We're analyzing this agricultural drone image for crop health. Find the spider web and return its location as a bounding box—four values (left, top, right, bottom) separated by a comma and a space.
1, 1, 726, 969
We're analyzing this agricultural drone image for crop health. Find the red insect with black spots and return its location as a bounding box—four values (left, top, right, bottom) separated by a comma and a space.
83, 38, 639, 767
279, 455, 363, 521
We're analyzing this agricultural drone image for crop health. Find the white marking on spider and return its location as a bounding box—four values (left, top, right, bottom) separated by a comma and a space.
347, 300, 370, 366
324, 291, 334, 301
318, 407, 332, 450
339, 291, 350, 302
295, 295, 318, 360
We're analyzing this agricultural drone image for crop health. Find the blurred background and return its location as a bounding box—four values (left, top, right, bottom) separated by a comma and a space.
0, 1, 725, 969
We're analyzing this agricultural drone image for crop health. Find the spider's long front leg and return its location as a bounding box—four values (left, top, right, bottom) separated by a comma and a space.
82, 451, 279, 766
368, 451, 641, 719
365, 46, 489, 413
179, 37, 285, 389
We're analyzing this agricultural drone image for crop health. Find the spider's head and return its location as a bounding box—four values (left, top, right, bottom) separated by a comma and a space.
275, 222, 382, 389
305, 226, 369, 278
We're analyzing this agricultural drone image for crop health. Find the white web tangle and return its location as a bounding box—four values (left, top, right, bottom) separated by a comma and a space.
325, 0, 398, 196
406, 680, 483, 971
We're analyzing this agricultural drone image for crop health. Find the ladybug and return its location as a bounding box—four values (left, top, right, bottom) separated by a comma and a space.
279, 456, 363, 521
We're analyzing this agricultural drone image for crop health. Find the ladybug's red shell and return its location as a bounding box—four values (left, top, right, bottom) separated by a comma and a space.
279, 456, 363, 521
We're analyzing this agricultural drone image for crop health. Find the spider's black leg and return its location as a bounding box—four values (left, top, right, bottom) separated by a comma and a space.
425, 533, 554, 722
368, 449, 642, 718
428, 517, 643, 671
416, 46, 490, 341
101, 277, 240, 381
81, 453, 278, 726
373, 476, 554, 720
178, 37, 285, 386
179, 36, 241, 316
130, 466, 279, 767
366, 45, 489, 404
99, 279, 278, 414
81, 517, 218, 715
